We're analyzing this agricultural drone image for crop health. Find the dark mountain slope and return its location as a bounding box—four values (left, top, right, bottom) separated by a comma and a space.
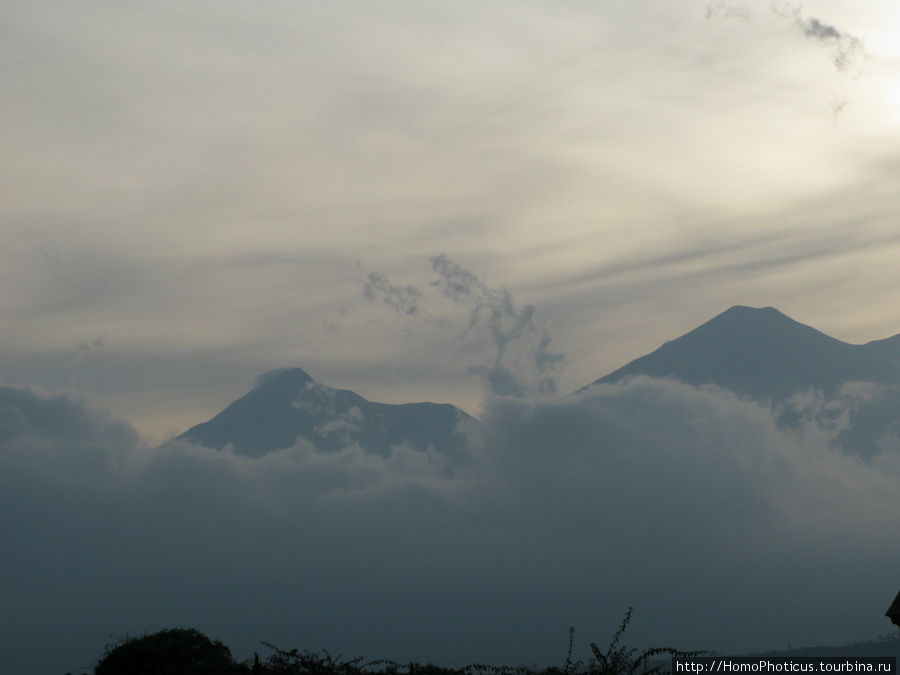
581, 305, 900, 458
584, 305, 900, 399
176, 367, 473, 459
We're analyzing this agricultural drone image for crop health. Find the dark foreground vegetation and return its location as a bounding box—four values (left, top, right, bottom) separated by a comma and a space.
73, 608, 706, 675
71, 606, 900, 675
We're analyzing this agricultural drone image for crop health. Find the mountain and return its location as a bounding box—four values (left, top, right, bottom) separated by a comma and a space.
583, 305, 900, 399
581, 305, 900, 457
175, 367, 474, 459
177, 307, 899, 459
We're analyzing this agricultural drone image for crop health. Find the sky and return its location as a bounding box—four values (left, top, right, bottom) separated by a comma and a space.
2, 1, 900, 673
2, 0, 900, 441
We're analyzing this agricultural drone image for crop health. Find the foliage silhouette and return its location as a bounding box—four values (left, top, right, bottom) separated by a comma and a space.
587, 607, 706, 675
258, 644, 366, 675
81, 611, 704, 675
93, 627, 247, 675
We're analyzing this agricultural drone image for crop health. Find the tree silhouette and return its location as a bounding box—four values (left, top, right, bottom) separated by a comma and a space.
94, 627, 246, 674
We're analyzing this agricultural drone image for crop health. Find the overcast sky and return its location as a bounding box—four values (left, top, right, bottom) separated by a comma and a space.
3, 0, 900, 441
3, 3, 900, 674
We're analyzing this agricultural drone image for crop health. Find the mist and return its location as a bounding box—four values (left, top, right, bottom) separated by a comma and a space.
2, 379, 897, 674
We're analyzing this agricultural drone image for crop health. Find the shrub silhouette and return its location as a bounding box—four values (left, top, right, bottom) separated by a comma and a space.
587, 607, 705, 675
257, 644, 369, 675
94, 627, 246, 674
86, 612, 703, 675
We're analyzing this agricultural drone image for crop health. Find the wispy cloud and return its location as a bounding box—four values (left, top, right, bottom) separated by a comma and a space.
771, 2, 868, 74
705, 1, 752, 21
363, 271, 423, 316
364, 256, 564, 397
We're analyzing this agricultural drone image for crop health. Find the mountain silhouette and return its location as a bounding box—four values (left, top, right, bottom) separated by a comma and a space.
176, 367, 473, 459
583, 305, 900, 399
176, 308, 899, 459
581, 305, 900, 457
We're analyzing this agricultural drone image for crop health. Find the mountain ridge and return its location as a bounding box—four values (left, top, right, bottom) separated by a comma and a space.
175, 306, 900, 459
581, 305, 900, 399
176, 366, 473, 459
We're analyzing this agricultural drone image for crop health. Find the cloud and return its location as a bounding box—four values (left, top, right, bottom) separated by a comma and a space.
4, 1, 899, 447
363, 271, 423, 316
2, 379, 899, 674
830, 97, 849, 121
802, 19, 866, 73
364, 256, 565, 397
705, 1, 751, 21
291, 379, 340, 415
77, 336, 105, 354
313, 406, 365, 442
430, 254, 564, 397
0, 384, 138, 449
771, 3, 867, 74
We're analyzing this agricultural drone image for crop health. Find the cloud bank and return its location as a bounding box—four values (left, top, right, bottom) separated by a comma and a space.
2, 379, 898, 675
